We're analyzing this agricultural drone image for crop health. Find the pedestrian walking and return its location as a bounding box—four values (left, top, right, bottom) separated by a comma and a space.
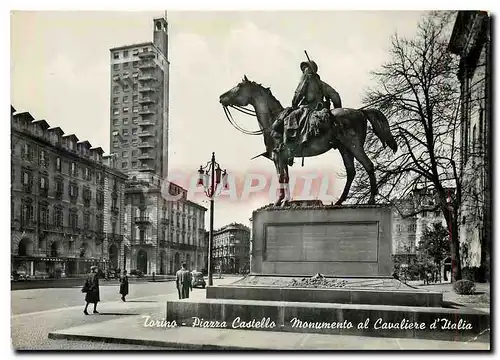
83, 265, 100, 315
119, 270, 129, 302
175, 262, 192, 299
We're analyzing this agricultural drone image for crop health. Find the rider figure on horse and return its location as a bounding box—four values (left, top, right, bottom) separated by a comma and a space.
271, 57, 342, 165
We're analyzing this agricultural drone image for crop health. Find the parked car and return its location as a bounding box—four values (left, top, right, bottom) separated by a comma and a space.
12, 270, 30, 281
191, 270, 206, 288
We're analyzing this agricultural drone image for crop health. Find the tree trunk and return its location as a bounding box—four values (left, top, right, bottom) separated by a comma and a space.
447, 216, 461, 282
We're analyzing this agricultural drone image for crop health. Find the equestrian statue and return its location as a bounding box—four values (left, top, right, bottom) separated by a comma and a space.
219, 51, 398, 206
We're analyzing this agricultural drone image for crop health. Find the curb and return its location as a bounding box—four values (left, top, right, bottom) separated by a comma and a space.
47, 332, 259, 350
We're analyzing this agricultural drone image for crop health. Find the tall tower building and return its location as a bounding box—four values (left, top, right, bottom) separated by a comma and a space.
109, 16, 169, 179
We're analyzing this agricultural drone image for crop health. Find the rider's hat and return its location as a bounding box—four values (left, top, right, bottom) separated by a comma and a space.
300, 61, 318, 73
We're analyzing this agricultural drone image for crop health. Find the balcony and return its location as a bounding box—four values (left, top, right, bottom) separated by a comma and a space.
138, 87, 156, 93
138, 109, 155, 116
137, 142, 154, 149
138, 75, 156, 82
111, 206, 119, 214
138, 153, 154, 160
138, 165, 155, 172
138, 61, 156, 69
137, 120, 155, 126
138, 50, 156, 59
138, 131, 154, 138
138, 97, 155, 105
134, 216, 151, 224
160, 218, 169, 225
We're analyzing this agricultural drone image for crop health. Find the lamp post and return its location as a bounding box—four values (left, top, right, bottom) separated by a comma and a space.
197, 152, 227, 286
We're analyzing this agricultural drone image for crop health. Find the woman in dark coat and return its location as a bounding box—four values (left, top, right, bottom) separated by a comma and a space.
83, 266, 100, 315
119, 270, 129, 302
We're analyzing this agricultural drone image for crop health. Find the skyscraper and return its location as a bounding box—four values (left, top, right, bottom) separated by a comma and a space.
109, 16, 169, 179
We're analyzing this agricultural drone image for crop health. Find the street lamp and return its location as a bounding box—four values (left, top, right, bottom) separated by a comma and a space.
197, 152, 228, 286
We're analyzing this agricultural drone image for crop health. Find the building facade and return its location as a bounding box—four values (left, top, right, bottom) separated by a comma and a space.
392, 185, 453, 264
448, 11, 491, 281
212, 223, 251, 274
11, 107, 127, 278
109, 17, 169, 178
121, 174, 207, 275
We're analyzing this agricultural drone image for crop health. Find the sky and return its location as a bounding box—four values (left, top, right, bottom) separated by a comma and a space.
10, 10, 430, 229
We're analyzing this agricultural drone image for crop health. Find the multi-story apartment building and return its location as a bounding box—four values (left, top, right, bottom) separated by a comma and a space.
11, 107, 127, 278
448, 11, 491, 281
109, 16, 169, 178
392, 184, 455, 280
121, 174, 207, 275
212, 223, 251, 274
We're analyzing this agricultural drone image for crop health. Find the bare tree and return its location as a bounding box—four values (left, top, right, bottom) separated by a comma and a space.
348, 11, 468, 281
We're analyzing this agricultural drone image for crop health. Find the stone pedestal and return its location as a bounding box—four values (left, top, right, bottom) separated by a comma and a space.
251, 204, 393, 277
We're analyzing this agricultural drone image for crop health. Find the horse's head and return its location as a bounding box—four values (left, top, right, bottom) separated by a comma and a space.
219, 75, 255, 107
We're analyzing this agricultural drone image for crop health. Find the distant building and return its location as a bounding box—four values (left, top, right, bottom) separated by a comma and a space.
212, 223, 251, 274
109, 16, 169, 178
119, 176, 206, 275
11, 107, 127, 277
392, 184, 453, 264
448, 11, 491, 281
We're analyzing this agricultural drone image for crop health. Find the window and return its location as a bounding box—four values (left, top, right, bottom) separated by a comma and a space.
122, 162, 128, 169
84, 167, 91, 181
113, 86, 120, 93
53, 206, 63, 227
40, 176, 47, 190
39, 150, 46, 166
21, 201, 34, 224
133, 61, 138, 67
113, 64, 119, 70
113, 108, 119, 115
70, 162, 77, 177
39, 204, 49, 226
132, 128, 137, 135
132, 72, 139, 78
113, 52, 119, 59
133, 84, 138, 91
123, 96, 129, 103
132, 106, 139, 113
122, 150, 129, 158
123, 118, 129, 125
55, 179, 63, 197
113, 141, 119, 149
83, 213, 90, 229
122, 129, 129, 136
422, 211, 427, 218
123, 141, 129, 148
123, 50, 129, 57
123, 107, 129, 113
123, 84, 129, 91
113, 118, 120, 126
132, 117, 138, 124
69, 210, 78, 230
113, 97, 119, 104
69, 182, 78, 198
131, 139, 138, 146
133, 49, 139, 56
132, 161, 138, 168
123, 62, 129, 69
132, 95, 138, 102
56, 157, 61, 172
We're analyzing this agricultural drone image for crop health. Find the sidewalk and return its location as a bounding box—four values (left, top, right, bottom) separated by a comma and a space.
48, 279, 491, 350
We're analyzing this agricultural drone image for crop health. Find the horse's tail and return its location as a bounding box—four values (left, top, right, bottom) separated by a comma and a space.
361, 109, 398, 153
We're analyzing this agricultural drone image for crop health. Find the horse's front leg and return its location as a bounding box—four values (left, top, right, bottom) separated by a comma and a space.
281, 164, 291, 207
273, 156, 285, 206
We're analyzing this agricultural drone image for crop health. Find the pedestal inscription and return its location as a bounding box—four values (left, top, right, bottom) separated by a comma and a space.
251, 205, 393, 277
265, 222, 379, 262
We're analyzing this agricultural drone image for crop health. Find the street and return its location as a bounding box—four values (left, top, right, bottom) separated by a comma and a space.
11, 277, 238, 350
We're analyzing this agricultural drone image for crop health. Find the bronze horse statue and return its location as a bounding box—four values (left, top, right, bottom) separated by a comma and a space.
219, 75, 397, 206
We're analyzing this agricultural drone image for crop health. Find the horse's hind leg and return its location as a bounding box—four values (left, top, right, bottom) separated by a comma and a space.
346, 141, 377, 205
335, 146, 355, 205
